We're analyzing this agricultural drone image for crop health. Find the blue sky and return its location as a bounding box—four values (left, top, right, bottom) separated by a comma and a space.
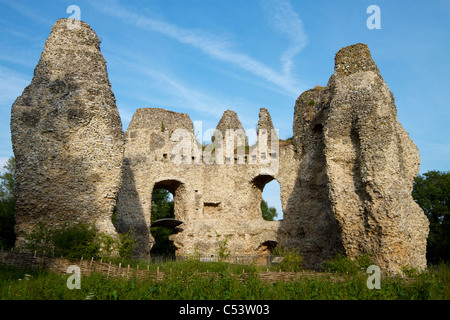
0, 0, 449, 217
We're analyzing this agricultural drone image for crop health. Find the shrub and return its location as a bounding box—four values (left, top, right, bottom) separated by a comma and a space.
435, 261, 450, 299
51, 223, 100, 260
118, 228, 137, 260
323, 253, 375, 275
24, 223, 136, 261
216, 235, 231, 262
24, 222, 54, 255
323, 253, 359, 274
271, 246, 304, 272
0, 157, 16, 249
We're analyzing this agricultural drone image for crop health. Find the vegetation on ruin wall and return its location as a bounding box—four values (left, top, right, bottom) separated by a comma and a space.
0, 259, 449, 300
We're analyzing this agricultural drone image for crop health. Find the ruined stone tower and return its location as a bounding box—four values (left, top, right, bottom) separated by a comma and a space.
284, 44, 429, 272
10, 19, 124, 245
10, 20, 429, 273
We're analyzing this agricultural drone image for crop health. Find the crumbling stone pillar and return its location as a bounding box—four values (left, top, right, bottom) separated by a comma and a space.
10, 19, 124, 246
290, 43, 429, 273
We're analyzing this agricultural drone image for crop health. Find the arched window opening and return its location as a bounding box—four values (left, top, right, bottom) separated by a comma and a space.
252, 175, 283, 221
261, 179, 282, 221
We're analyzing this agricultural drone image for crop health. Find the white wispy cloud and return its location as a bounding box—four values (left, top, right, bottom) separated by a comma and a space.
0, 65, 30, 107
108, 54, 226, 119
260, 0, 308, 76
92, 0, 307, 96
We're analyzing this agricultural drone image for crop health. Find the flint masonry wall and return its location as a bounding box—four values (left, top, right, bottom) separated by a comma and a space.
115, 108, 284, 259
11, 19, 429, 273
284, 44, 429, 272
10, 19, 124, 247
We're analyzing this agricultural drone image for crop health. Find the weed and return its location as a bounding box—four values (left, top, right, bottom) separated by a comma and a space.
118, 227, 136, 260
270, 246, 304, 272
216, 234, 231, 262
51, 223, 100, 260
323, 253, 375, 275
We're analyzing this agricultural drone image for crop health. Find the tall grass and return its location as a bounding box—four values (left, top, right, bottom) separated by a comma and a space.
1, 259, 448, 300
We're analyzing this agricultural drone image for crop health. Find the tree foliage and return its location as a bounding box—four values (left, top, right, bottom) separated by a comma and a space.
412, 170, 450, 263
271, 246, 304, 272
0, 157, 16, 248
261, 199, 278, 221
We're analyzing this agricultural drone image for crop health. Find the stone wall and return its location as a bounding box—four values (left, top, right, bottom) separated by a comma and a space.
116, 108, 281, 258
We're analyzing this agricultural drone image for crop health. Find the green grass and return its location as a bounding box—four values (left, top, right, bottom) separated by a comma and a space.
1, 260, 449, 300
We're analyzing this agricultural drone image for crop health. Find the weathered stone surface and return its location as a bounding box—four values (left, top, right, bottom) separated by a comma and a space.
258, 107, 278, 147
215, 109, 245, 134
11, 19, 124, 246
278, 85, 344, 270
215, 109, 248, 158
326, 44, 428, 273
116, 107, 280, 258
289, 43, 429, 272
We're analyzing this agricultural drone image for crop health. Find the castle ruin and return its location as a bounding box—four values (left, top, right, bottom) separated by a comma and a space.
10, 19, 429, 273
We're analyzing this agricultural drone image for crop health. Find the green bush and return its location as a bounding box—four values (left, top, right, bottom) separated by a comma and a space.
24, 222, 54, 255
118, 228, 137, 260
271, 246, 304, 272
215, 234, 231, 262
436, 261, 450, 300
24, 223, 136, 261
47, 223, 100, 260
323, 253, 375, 275
0, 157, 16, 249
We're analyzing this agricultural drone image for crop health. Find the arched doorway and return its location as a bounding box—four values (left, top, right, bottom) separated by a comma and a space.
149, 179, 186, 257
150, 188, 176, 256
251, 174, 282, 259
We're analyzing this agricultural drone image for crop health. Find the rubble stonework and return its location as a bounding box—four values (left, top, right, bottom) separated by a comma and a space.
10, 19, 124, 246
11, 20, 428, 273
284, 44, 429, 272
115, 107, 281, 258
324, 44, 429, 272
